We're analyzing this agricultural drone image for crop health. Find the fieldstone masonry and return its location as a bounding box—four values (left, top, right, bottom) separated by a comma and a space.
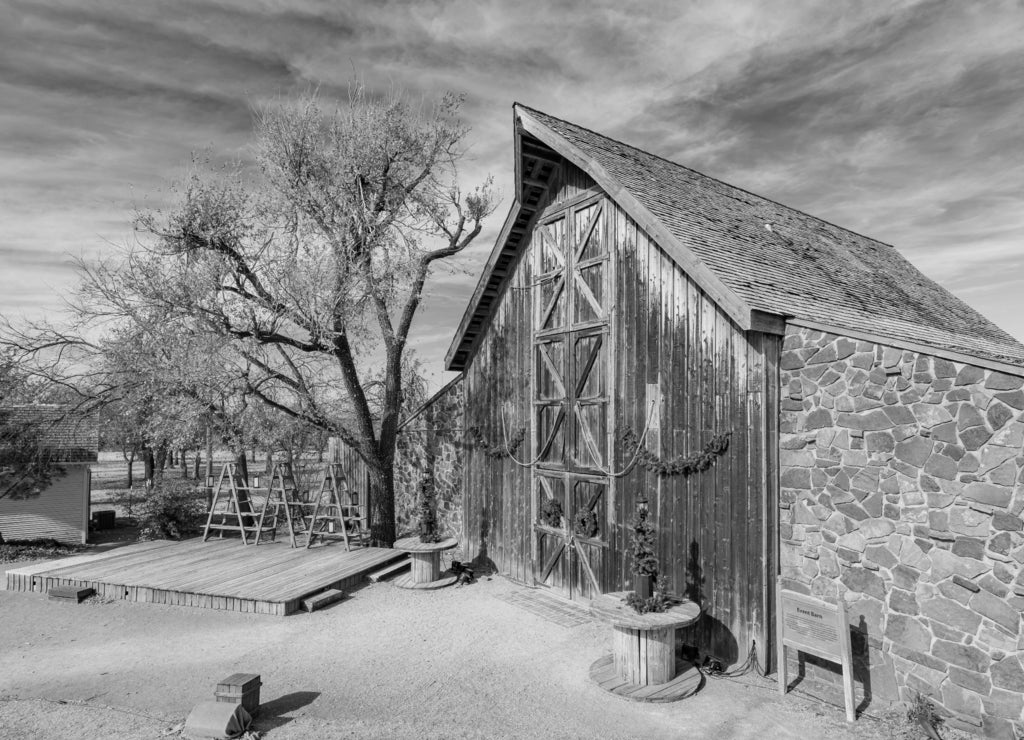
394, 378, 464, 542
780, 326, 1024, 738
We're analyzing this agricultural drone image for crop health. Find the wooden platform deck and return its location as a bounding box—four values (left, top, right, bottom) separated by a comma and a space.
5, 538, 405, 615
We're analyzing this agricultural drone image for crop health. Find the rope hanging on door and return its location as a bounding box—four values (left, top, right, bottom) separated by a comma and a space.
604, 398, 658, 478
487, 399, 661, 474
499, 406, 550, 468
463, 400, 729, 477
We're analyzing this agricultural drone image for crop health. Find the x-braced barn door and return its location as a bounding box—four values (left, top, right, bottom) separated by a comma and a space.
532, 196, 610, 602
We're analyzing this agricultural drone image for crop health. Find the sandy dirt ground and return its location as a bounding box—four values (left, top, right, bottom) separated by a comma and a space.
0, 566, 926, 740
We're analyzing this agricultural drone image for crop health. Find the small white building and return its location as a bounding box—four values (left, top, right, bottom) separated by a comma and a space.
0, 406, 98, 545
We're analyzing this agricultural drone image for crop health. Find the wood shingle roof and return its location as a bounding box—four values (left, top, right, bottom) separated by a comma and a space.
0, 406, 99, 463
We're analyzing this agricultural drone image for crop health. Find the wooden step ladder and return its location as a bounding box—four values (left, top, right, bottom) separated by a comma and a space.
254, 463, 305, 547
305, 464, 367, 550
202, 463, 276, 545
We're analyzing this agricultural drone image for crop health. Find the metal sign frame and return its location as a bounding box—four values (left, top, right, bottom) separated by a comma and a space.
776, 578, 856, 722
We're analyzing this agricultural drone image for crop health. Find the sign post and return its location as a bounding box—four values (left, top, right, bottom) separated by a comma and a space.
776, 578, 856, 722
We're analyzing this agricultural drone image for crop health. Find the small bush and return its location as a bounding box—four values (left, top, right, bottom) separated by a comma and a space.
906, 692, 943, 740
623, 579, 677, 614
137, 479, 207, 540
105, 486, 143, 519
0, 539, 88, 563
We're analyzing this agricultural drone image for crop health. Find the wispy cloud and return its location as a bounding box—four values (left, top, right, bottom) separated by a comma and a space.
1, 0, 1022, 381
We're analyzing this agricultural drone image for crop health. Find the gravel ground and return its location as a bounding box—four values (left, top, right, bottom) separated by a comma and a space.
0, 570, 927, 740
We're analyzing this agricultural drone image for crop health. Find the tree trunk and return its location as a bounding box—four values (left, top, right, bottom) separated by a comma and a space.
368, 463, 396, 547
235, 449, 249, 484
180, 449, 188, 479
205, 426, 213, 480
143, 447, 155, 486
265, 449, 274, 476
193, 451, 201, 480
126, 450, 135, 489
155, 441, 168, 474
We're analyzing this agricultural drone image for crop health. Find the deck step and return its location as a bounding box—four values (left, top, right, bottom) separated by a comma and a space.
301, 588, 345, 613
366, 557, 411, 583
48, 586, 95, 603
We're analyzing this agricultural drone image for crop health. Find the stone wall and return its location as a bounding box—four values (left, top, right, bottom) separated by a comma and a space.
779, 326, 1024, 738
394, 377, 464, 542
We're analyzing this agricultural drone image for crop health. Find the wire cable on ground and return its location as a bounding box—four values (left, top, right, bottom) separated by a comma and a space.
0, 696, 182, 739
694, 643, 902, 726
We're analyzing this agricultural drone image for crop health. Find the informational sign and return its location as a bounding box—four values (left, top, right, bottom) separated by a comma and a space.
776, 579, 856, 722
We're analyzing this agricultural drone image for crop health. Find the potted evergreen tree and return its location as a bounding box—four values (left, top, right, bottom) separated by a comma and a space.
417, 467, 441, 543
629, 495, 658, 599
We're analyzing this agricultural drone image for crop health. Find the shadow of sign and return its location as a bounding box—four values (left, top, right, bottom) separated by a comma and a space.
786, 613, 873, 716
253, 690, 321, 731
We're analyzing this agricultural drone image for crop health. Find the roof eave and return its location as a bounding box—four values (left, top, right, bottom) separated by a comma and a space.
444, 202, 522, 370
788, 318, 1024, 377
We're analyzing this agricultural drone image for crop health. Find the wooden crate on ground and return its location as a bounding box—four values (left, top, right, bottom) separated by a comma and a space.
215, 673, 261, 716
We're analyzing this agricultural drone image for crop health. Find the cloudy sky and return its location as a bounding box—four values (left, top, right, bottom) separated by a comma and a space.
2, 0, 1023, 389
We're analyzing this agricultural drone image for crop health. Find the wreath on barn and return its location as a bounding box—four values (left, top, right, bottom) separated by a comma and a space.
572, 508, 600, 539
540, 497, 564, 528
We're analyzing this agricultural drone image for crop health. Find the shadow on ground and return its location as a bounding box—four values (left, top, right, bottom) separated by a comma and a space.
254, 691, 320, 731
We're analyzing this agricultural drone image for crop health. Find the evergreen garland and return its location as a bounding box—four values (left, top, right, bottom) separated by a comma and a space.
620, 428, 731, 477
466, 426, 526, 459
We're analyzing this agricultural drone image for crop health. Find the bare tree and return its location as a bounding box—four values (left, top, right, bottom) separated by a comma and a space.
6, 86, 495, 545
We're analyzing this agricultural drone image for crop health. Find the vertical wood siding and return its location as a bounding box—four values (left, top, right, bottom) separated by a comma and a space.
462, 242, 533, 580
611, 199, 780, 663
462, 159, 780, 666
0, 466, 89, 544
610, 199, 779, 665
462, 163, 596, 581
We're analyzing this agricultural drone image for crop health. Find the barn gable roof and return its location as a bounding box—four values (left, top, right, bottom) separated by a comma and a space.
446, 104, 1024, 371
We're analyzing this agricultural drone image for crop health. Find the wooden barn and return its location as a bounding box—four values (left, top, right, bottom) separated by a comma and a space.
401, 105, 1024, 733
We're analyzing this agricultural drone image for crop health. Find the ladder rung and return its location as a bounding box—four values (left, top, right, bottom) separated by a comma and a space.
206, 523, 275, 532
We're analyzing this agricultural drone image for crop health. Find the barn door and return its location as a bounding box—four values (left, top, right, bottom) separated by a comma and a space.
532, 197, 610, 601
